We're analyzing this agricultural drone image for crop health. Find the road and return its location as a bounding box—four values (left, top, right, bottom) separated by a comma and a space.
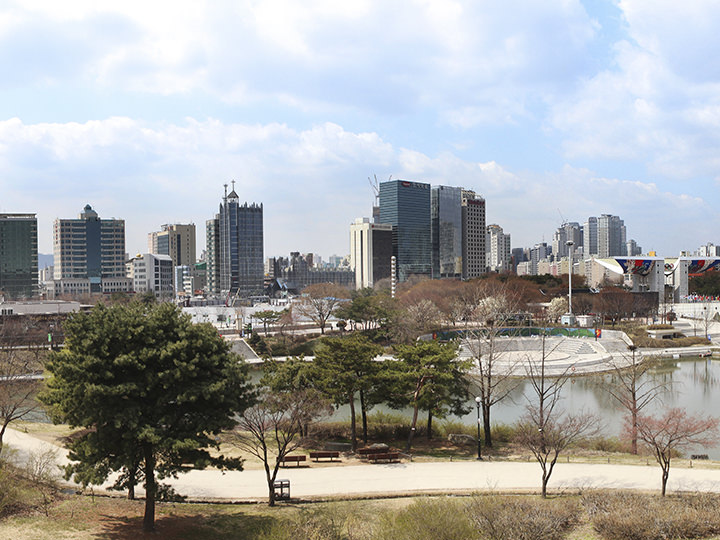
5, 427, 720, 502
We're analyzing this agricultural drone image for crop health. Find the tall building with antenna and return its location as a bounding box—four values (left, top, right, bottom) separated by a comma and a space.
206, 183, 264, 299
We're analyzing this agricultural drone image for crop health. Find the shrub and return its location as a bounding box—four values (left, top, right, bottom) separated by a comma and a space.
256, 508, 347, 540
438, 420, 476, 438
574, 436, 629, 453
371, 498, 474, 540
0, 466, 21, 517
465, 495, 581, 540
490, 423, 517, 444
584, 492, 720, 540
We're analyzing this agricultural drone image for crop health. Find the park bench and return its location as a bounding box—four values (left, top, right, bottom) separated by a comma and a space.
280, 454, 306, 467
309, 451, 340, 462
357, 447, 380, 459
367, 452, 400, 464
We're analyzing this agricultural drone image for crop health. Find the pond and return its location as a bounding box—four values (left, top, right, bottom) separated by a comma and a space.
251, 355, 720, 458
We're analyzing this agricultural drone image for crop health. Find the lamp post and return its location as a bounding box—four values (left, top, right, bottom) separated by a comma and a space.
566, 240, 574, 316
475, 396, 483, 460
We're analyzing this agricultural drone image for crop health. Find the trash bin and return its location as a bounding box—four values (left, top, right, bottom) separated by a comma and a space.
273, 479, 290, 500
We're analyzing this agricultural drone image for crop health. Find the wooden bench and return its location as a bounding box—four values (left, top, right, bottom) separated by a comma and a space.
357, 447, 378, 459
367, 452, 400, 464
309, 451, 340, 462
280, 454, 306, 467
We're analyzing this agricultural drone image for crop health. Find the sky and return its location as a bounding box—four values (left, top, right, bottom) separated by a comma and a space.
1, 0, 719, 260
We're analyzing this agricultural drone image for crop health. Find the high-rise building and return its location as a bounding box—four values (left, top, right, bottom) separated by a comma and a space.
583, 217, 598, 258
350, 218, 393, 289
553, 222, 582, 260
461, 191, 486, 279
205, 217, 220, 294
626, 239, 642, 257
0, 214, 38, 299
53, 205, 126, 293
431, 185, 463, 279
379, 179, 431, 282
486, 224, 511, 273
597, 214, 626, 258
529, 242, 549, 275
148, 224, 196, 268
207, 184, 264, 299
697, 243, 720, 257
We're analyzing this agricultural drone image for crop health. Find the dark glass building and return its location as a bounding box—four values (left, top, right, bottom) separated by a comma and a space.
379, 179, 431, 282
0, 214, 38, 299
431, 185, 463, 279
211, 184, 264, 299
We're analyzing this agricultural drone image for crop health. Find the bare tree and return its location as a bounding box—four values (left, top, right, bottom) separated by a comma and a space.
228, 390, 330, 506
515, 411, 599, 498
0, 320, 45, 456
515, 331, 599, 497
462, 281, 523, 448
637, 408, 719, 496
594, 287, 634, 327
605, 345, 667, 454
296, 283, 349, 335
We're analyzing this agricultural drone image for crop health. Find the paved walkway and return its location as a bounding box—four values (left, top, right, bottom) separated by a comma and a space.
5, 428, 720, 502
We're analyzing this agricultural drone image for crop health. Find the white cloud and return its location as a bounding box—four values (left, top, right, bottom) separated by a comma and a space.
0, 116, 712, 259
549, 0, 720, 182
1, 0, 599, 124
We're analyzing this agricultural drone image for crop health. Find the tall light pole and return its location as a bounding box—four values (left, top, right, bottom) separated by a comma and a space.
475, 396, 483, 460
566, 240, 574, 315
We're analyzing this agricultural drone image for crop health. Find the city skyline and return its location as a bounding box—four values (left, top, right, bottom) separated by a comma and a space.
1, 2, 719, 258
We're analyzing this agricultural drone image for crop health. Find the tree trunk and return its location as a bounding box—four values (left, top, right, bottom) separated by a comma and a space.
482, 404, 492, 448
426, 410, 433, 440
349, 393, 357, 451
0, 421, 7, 457
142, 444, 156, 533
406, 402, 420, 452
265, 463, 276, 507
661, 466, 669, 497
127, 462, 137, 500
359, 389, 368, 444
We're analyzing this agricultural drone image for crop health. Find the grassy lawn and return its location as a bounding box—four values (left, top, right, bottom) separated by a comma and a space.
3, 492, 720, 540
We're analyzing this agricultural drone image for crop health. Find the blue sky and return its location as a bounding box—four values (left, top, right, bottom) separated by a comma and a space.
1, 0, 718, 260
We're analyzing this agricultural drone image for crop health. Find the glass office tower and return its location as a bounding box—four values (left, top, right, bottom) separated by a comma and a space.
0, 214, 38, 299
379, 179, 431, 282
431, 185, 463, 279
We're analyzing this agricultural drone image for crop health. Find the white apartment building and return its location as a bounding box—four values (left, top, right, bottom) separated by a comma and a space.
128, 253, 174, 299
486, 224, 511, 273
349, 218, 393, 289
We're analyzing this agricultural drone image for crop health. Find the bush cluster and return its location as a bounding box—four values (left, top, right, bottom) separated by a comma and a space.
584, 492, 720, 540
465, 496, 581, 540
371, 496, 582, 540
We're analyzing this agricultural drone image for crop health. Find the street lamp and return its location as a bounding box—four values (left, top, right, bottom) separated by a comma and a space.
566, 240, 574, 316
475, 396, 483, 460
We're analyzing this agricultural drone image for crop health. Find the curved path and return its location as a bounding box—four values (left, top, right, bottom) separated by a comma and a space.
5, 428, 720, 502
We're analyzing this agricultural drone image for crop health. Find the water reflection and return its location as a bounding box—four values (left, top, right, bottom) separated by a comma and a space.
250, 356, 720, 458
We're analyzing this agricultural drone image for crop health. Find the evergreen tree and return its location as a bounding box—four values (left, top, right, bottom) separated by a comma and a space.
41, 301, 254, 533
